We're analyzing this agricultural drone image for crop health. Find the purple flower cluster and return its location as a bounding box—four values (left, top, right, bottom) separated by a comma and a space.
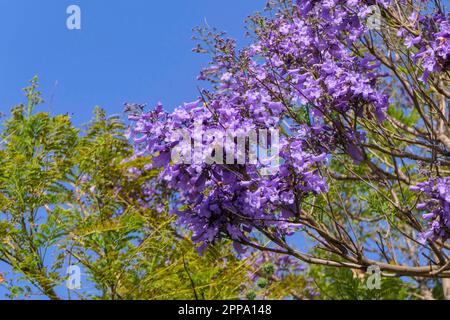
128, 0, 390, 252
128, 100, 328, 253
398, 11, 450, 82
199, 0, 390, 158
411, 177, 450, 244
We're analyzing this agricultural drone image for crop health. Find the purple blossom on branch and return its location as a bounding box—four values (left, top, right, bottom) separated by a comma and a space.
412, 177, 450, 244
127, 0, 391, 253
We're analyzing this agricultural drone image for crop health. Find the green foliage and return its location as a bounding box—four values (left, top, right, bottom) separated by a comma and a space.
0, 78, 78, 299
309, 266, 415, 300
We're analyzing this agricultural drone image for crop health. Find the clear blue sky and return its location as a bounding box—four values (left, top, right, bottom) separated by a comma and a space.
0, 0, 261, 125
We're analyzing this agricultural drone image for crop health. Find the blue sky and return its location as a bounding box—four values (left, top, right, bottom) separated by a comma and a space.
0, 0, 261, 125
0, 0, 263, 299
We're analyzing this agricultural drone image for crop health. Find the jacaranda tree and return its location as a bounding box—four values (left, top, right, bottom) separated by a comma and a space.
128, 0, 449, 298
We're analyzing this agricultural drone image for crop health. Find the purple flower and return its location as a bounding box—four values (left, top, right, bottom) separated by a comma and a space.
127, 0, 396, 252
412, 177, 450, 243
